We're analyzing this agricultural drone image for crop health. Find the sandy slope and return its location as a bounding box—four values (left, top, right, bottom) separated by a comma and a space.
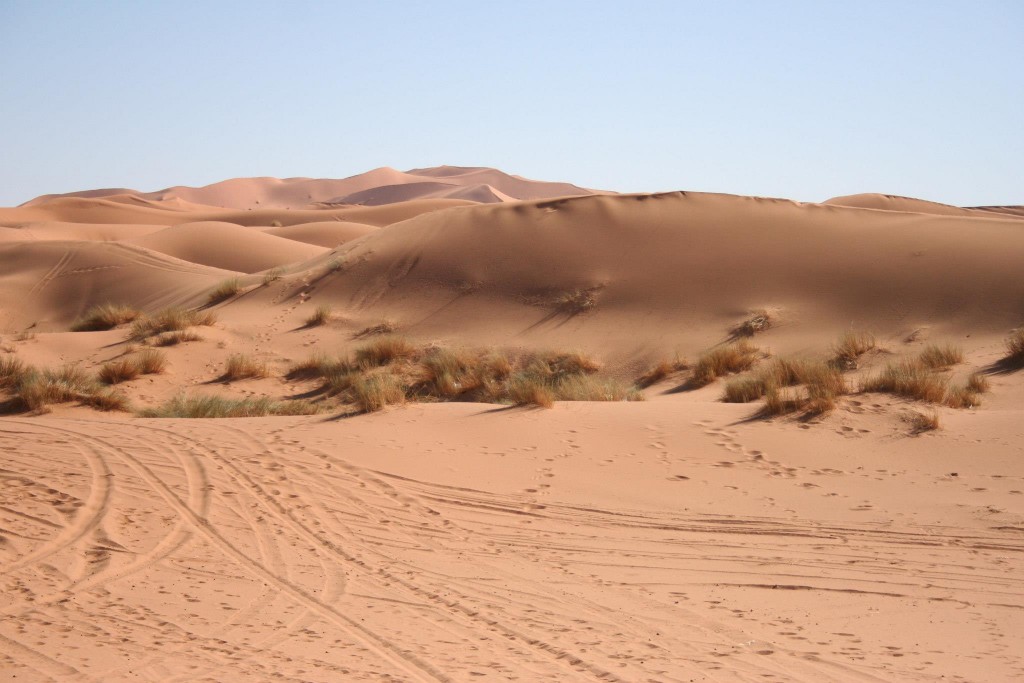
0, 172, 1022, 682
1, 401, 1022, 682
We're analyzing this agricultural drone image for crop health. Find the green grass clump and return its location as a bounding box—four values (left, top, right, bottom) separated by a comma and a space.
207, 278, 241, 306
129, 307, 216, 340
140, 394, 320, 418
71, 303, 140, 332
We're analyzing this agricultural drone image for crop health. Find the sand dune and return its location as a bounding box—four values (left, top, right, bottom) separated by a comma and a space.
0, 240, 236, 329
1, 171, 1022, 682
20, 166, 602, 211
262, 220, 378, 247
125, 221, 328, 273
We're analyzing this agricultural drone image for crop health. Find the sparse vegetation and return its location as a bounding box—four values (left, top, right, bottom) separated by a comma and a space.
71, 303, 141, 332
724, 358, 847, 417
556, 289, 597, 315
207, 278, 241, 305
99, 358, 141, 385
918, 343, 964, 369
136, 349, 167, 375
831, 331, 876, 369
306, 304, 333, 327
0, 355, 29, 389
691, 341, 760, 387
909, 410, 941, 433
3, 364, 130, 413
222, 354, 269, 381
140, 394, 320, 418
349, 374, 406, 412
354, 335, 417, 368
732, 309, 773, 338
262, 268, 284, 285
355, 320, 396, 337
1005, 328, 1024, 363
152, 330, 203, 346
129, 307, 216, 340
637, 357, 687, 388
862, 360, 948, 403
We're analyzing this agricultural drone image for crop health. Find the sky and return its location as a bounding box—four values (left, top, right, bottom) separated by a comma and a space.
1, 1, 1021, 206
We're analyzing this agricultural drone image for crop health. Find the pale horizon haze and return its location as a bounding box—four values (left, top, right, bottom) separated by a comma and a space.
1, 0, 1021, 206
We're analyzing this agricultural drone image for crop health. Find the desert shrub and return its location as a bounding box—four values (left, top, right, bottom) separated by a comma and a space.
637, 357, 687, 388
99, 358, 141, 385
152, 330, 203, 346
691, 341, 760, 387
207, 278, 241, 305
507, 374, 555, 408
862, 360, 947, 403
71, 303, 140, 332
420, 347, 481, 398
732, 309, 772, 338
355, 320, 397, 337
0, 355, 29, 389
966, 373, 989, 394
129, 307, 216, 339
554, 375, 643, 402
354, 336, 417, 368
910, 410, 941, 433
306, 304, 333, 327
223, 354, 269, 380
262, 268, 284, 285
349, 374, 406, 412
140, 394, 320, 418
82, 389, 131, 412
556, 289, 597, 314
136, 349, 166, 375
918, 343, 963, 369
1005, 328, 1024, 362
831, 331, 876, 369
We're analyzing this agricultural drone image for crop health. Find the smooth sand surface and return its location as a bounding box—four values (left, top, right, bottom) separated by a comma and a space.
1, 170, 1022, 682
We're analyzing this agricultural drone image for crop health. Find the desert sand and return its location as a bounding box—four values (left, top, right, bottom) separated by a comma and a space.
1, 167, 1022, 682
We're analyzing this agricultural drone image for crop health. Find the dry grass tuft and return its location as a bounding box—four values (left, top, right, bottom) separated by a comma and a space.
691, 341, 760, 387
129, 307, 216, 340
556, 289, 597, 315
726, 358, 847, 416
862, 360, 948, 403
140, 394, 320, 418
909, 410, 941, 433
82, 389, 132, 412
71, 303, 140, 332
918, 343, 964, 369
354, 336, 417, 368
287, 352, 336, 379
637, 357, 687, 388
99, 358, 141, 385
349, 374, 406, 412
1005, 328, 1024, 363
136, 349, 166, 375
207, 278, 241, 306
222, 354, 269, 381
305, 304, 333, 327
262, 268, 284, 285
831, 331, 876, 369
0, 355, 29, 389
966, 373, 989, 394
507, 374, 555, 408
152, 330, 203, 346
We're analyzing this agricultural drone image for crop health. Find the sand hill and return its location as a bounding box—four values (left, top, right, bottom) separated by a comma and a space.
1, 170, 1022, 682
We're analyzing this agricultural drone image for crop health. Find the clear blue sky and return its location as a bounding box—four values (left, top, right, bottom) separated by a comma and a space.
1, 1, 1021, 206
